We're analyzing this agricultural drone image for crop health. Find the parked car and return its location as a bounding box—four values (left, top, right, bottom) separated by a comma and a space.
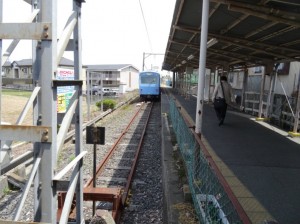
87, 86, 101, 95
87, 86, 117, 96
102, 88, 117, 96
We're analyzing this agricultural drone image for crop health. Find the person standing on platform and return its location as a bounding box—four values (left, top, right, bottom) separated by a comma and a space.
212, 75, 235, 126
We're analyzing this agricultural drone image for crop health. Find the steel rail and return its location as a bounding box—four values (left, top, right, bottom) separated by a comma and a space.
121, 102, 154, 205
84, 101, 146, 188
58, 101, 153, 223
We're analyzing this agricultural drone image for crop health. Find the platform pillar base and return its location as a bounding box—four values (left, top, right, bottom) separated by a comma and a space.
288, 131, 300, 138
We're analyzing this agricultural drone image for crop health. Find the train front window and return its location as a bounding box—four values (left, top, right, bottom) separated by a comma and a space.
141, 76, 158, 84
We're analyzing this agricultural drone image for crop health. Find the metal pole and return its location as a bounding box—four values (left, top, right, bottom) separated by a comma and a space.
32, 0, 40, 218
101, 73, 103, 111
90, 72, 94, 104
93, 125, 97, 215
292, 74, 300, 133
267, 65, 279, 118
142, 52, 145, 71
0, 0, 3, 175
258, 68, 266, 118
266, 72, 273, 118
184, 73, 186, 97
208, 69, 212, 101
241, 67, 248, 109
0, 0, 2, 123
195, 0, 209, 135
189, 73, 191, 98
85, 71, 91, 120
87, 71, 91, 120
73, 0, 84, 222
172, 71, 175, 89
97, 72, 100, 102
38, 0, 58, 222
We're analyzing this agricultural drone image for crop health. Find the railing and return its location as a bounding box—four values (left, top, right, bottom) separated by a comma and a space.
245, 92, 299, 131
244, 91, 268, 116
169, 99, 250, 224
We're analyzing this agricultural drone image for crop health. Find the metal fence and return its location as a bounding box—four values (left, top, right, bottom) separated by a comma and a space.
169, 99, 247, 224
244, 92, 299, 131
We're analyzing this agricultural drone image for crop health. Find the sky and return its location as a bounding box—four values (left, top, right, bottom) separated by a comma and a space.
2, 0, 176, 72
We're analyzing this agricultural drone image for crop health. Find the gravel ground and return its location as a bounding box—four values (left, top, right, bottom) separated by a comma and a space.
120, 101, 162, 224
0, 98, 163, 223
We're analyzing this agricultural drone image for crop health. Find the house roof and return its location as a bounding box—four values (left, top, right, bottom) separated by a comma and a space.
59, 57, 75, 66
163, 0, 300, 72
2, 59, 139, 73
86, 64, 140, 72
2, 57, 74, 67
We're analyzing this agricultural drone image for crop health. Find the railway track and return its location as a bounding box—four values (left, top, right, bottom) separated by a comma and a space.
0, 97, 163, 223
58, 101, 154, 222
1, 95, 137, 176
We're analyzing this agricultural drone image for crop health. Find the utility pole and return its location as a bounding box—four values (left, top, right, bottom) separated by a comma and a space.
142, 52, 164, 71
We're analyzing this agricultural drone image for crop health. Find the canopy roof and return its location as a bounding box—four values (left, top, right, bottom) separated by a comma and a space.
163, 0, 300, 72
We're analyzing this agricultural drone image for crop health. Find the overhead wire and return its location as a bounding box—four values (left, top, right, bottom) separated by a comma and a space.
138, 0, 153, 53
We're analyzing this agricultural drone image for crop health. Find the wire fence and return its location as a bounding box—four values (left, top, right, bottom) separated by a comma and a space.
169, 98, 246, 224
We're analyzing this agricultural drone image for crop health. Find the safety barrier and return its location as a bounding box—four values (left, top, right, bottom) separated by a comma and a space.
245, 92, 299, 131
169, 98, 250, 224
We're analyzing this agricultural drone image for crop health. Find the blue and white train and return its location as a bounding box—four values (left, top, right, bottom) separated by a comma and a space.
139, 71, 161, 101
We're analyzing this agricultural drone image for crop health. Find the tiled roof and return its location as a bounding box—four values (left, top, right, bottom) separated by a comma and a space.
2, 57, 74, 67
86, 64, 139, 72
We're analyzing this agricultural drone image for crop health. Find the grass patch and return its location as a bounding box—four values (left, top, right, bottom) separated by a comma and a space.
121, 104, 130, 111
2, 89, 31, 98
172, 203, 198, 224
2, 187, 11, 195
69, 154, 76, 162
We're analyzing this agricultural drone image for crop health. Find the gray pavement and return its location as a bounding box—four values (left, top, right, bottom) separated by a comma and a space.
162, 88, 300, 224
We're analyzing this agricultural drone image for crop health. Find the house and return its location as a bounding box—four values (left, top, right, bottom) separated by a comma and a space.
2, 59, 34, 89
85, 64, 140, 94
2, 59, 140, 94
2, 57, 80, 90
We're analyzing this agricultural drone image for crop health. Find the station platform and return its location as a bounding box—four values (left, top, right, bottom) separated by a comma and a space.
161, 88, 300, 224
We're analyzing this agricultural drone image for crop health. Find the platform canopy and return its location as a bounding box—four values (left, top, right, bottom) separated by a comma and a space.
162, 0, 300, 72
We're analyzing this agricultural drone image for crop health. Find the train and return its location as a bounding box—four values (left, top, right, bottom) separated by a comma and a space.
139, 71, 161, 101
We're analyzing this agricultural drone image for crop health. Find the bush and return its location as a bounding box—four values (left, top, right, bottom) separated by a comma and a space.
96, 99, 117, 111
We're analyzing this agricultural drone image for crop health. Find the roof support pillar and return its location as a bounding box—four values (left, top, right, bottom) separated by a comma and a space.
241, 67, 248, 107
195, 0, 209, 135
257, 68, 266, 120
266, 65, 278, 119
172, 71, 175, 89
208, 67, 217, 102
289, 74, 300, 137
